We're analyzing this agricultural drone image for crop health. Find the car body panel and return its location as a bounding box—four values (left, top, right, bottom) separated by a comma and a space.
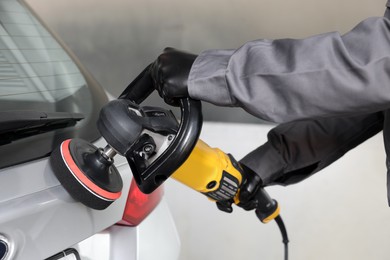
0, 139, 132, 259
74, 200, 181, 260
0, 138, 180, 260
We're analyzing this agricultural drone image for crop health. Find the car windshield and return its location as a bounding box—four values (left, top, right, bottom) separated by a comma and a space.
0, 0, 91, 113
0, 0, 108, 169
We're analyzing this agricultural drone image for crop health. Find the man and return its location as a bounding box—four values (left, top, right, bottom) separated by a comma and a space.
147, 2, 390, 206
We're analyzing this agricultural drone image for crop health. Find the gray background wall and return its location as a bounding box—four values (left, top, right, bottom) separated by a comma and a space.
24, 0, 390, 259
25, 0, 386, 123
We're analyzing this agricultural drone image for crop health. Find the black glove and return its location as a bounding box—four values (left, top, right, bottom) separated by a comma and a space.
150, 48, 197, 105
215, 163, 263, 213
237, 164, 263, 211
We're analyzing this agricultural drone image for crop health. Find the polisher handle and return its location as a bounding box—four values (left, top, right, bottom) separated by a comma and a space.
118, 64, 154, 104
114, 64, 204, 194
130, 98, 203, 194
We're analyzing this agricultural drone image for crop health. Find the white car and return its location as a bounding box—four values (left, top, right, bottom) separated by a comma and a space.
0, 0, 180, 259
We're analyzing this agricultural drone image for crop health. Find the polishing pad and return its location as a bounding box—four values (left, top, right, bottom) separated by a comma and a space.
50, 138, 123, 210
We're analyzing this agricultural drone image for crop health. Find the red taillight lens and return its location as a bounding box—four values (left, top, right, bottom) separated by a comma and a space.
118, 178, 164, 226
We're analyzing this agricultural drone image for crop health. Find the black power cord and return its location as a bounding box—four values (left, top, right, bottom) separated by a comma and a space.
275, 215, 289, 260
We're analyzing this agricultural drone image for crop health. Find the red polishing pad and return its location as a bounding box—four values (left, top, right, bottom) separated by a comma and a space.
50, 138, 123, 210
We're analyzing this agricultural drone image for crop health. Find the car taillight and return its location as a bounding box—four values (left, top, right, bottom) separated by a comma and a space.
117, 178, 164, 226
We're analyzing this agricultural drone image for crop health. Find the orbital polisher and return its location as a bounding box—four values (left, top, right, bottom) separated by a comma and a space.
50, 65, 289, 258
50, 66, 201, 210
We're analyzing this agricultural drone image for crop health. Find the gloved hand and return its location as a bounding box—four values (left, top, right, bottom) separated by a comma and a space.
238, 164, 280, 223
215, 163, 263, 213
149, 48, 197, 105
237, 164, 263, 211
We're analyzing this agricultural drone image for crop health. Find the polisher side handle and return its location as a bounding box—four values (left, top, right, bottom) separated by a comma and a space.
114, 64, 204, 194
129, 98, 203, 194
118, 64, 154, 104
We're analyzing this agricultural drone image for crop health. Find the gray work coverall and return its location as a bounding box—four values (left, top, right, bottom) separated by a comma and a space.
187, 2, 390, 204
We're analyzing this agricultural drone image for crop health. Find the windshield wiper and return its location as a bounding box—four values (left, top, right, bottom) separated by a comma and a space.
0, 111, 84, 145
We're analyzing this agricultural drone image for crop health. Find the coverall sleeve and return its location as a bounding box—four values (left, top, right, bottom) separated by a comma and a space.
188, 17, 390, 123
239, 112, 384, 186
